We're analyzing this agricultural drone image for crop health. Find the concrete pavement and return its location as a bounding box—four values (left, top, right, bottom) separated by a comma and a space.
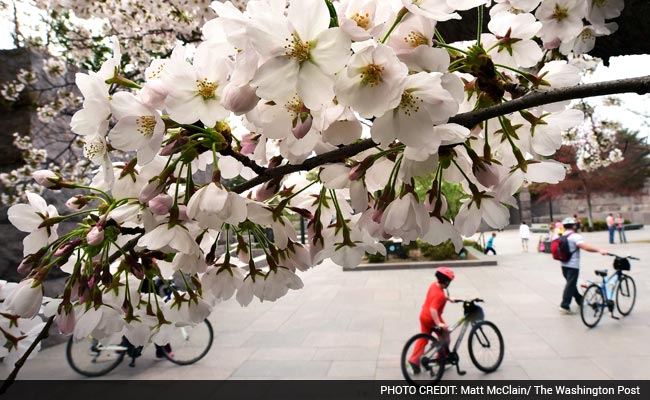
16, 227, 650, 380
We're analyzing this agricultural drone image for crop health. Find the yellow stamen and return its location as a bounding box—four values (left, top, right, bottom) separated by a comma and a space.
399, 91, 422, 117
404, 31, 429, 48
136, 115, 156, 137
351, 12, 371, 30
359, 64, 384, 87
284, 32, 311, 64
196, 78, 217, 99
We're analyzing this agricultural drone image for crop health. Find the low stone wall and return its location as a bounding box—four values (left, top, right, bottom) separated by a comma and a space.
527, 181, 650, 225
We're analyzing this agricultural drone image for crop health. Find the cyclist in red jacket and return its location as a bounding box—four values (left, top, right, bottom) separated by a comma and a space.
408, 267, 457, 373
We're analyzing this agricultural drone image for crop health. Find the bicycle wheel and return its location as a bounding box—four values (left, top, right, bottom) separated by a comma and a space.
468, 321, 504, 373
66, 333, 126, 377
400, 333, 445, 386
616, 275, 636, 316
162, 319, 214, 365
580, 284, 604, 328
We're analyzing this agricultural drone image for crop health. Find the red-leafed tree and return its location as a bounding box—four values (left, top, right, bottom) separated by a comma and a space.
531, 126, 650, 228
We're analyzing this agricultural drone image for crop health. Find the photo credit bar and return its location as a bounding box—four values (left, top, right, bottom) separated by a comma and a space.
381, 385, 458, 395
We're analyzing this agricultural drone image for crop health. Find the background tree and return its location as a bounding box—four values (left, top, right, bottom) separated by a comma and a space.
530, 121, 650, 228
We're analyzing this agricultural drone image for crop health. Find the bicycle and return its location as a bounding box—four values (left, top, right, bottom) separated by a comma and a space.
580, 253, 638, 328
66, 318, 214, 377
66, 277, 214, 377
400, 298, 504, 386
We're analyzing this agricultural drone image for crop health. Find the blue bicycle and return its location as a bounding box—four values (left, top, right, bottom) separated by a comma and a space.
580, 254, 638, 328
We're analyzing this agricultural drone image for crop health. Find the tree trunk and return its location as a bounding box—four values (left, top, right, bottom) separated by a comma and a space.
586, 189, 594, 230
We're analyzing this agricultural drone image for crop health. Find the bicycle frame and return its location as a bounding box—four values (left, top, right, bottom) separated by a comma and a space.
445, 315, 471, 354
585, 270, 621, 303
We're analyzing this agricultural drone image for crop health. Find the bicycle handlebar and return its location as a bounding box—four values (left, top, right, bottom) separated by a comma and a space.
454, 298, 484, 304
606, 253, 640, 260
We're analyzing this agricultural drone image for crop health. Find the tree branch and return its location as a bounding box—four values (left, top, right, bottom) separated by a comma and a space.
231, 75, 650, 194
0, 316, 55, 395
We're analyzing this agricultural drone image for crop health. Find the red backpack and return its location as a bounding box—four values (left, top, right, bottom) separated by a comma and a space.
551, 232, 575, 262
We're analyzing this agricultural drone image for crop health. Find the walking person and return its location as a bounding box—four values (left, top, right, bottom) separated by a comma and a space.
573, 214, 581, 233
557, 217, 609, 315
408, 267, 457, 373
519, 221, 531, 252
606, 213, 615, 244
615, 213, 627, 243
484, 232, 497, 255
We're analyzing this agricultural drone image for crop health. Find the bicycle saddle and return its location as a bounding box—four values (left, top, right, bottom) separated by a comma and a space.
595, 270, 607, 277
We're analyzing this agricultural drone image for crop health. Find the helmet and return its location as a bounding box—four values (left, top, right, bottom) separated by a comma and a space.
435, 267, 455, 282
562, 217, 577, 226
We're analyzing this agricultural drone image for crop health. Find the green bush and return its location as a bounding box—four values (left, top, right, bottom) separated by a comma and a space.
463, 239, 483, 252
591, 220, 607, 231
365, 252, 386, 263
418, 240, 460, 261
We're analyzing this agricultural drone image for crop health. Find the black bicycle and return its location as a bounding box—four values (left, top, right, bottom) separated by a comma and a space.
66, 318, 214, 377
66, 277, 214, 377
401, 298, 504, 386
580, 253, 638, 328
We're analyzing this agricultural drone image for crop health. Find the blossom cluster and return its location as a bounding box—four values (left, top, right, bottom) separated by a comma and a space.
0, 0, 626, 371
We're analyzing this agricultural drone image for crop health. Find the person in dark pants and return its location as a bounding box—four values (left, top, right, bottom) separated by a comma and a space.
484, 232, 497, 255
558, 217, 609, 314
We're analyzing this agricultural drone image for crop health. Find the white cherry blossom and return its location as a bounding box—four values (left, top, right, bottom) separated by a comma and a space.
335, 43, 408, 118
108, 92, 165, 165
247, 0, 352, 109
8, 193, 59, 256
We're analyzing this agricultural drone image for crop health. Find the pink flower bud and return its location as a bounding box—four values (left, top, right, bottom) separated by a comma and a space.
56, 306, 76, 335
222, 83, 259, 115
240, 133, 259, 155
139, 180, 164, 203
160, 137, 189, 156
66, 195, 88, 210
348, 164, 363, 181
255, 181, 277, 202
54, 238, 82, 257
177, 205, 189, 221
33, 170, 60, 188
291, 113, 313, 139
148, 194, 173, 215
87, 225, 105, 246
17, 259, 34, 275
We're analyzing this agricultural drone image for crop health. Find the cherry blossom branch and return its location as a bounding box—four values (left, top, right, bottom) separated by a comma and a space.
219, 147, 267, 175
231, 75, 650, 194
453, 75, 650, 128
0, 316, 55, 395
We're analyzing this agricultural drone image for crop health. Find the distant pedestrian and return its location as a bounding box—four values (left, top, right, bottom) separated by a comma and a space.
606, 213, 615, 244
519, 222, 530, 252
484, 232, 497, 255
573, 214, 581, 233
615, 213, 627, 243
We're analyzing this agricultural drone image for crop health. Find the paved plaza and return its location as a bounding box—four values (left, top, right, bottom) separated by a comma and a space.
17, 227, 650, 381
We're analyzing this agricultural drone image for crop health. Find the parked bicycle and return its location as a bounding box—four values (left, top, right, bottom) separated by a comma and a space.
400, 298, 504, 386
580, 253, 638, 328
66, 277, 214, 377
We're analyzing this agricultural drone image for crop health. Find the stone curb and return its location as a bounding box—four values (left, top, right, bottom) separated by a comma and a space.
343, 247, 497, 271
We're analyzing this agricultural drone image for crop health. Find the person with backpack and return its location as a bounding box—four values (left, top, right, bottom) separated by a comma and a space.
554, 217, 609, 315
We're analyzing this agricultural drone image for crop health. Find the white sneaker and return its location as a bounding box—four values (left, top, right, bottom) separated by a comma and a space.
559, 307, 575, 315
